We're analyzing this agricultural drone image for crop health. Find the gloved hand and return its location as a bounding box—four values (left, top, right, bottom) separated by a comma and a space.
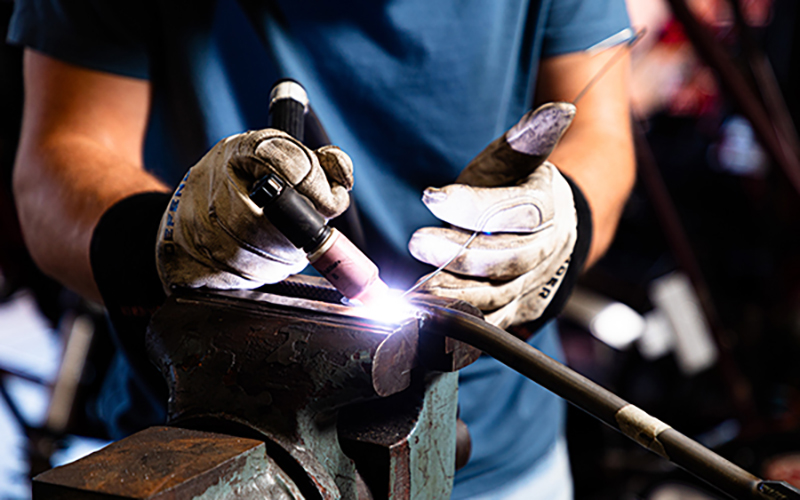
408, 102, 592, 329
156, 129, 354, 292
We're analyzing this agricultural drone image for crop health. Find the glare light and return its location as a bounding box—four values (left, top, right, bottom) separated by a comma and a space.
589, 302, 646, 350
562, 287, 645, 350
347, 288, 421, 325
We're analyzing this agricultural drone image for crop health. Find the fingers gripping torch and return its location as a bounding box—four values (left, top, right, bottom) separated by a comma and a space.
249, 80, 389, 305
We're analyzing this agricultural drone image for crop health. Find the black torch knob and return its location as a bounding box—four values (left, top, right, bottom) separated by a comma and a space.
249, 173, 330, 253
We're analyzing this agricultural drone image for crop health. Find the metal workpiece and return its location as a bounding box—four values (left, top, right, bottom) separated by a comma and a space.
408, 293, 483, 373
417, 305, 800, 500
33, 426, 304, 500
257, 274, 482, 374
141, 276, 480, 500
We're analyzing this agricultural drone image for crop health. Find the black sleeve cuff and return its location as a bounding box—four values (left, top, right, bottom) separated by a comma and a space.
90, 192, 171, 314
89, 192, 172, 407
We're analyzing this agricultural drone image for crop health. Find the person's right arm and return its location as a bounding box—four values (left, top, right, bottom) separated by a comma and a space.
13, 50, 169, 303
15, 50, 355, 305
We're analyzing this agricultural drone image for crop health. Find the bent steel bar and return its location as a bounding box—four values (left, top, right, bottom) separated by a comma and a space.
418, 305, 800, 500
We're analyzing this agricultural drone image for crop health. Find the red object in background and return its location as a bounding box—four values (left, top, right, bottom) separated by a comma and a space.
643, 0, 774, 119
741, 0, 773, 27
648, 18, 721, 118
660, 17, 692, 45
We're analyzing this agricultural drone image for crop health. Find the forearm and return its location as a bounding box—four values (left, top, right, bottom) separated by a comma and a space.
14, 50, 168, 303
14, 135, 168, 302
548, 116, 634, 266
537, 50, 636, 267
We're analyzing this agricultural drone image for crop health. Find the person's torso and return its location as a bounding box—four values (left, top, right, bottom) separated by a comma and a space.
143, 0, 548, 286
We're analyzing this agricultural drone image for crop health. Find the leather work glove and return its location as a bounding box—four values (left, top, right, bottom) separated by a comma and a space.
408, 103, 592, 330
156, 129, 354, 292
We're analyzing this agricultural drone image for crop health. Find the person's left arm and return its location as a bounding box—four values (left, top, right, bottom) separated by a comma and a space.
536, 48, 635, 267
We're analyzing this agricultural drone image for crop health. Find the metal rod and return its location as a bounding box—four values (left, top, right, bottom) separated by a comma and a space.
419, 305, 800, 500
727, 0, 800, 163
665, 0, 800, 196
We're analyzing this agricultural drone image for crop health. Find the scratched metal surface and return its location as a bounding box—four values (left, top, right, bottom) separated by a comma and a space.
339, 372, 458, 500
146, 282, 422, 499
32, 426, 303, 499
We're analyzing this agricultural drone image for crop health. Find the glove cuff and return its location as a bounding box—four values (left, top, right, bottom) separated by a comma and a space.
514, 173, 592, 335
90, 192, 172, 314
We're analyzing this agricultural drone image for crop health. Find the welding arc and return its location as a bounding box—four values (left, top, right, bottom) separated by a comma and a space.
419, 305, 800, 500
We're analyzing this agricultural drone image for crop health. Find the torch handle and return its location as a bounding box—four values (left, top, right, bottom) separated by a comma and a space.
269, 79, 307, 141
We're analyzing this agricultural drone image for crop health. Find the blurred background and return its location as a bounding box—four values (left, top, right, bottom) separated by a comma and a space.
2, 0, 800, 498
561, 0, 800, 497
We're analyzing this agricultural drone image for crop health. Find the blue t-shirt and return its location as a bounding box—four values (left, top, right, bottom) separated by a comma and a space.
9, 1, 629, 497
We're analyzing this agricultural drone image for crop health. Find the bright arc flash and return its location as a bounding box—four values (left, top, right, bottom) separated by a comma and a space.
348, 288, 420, 325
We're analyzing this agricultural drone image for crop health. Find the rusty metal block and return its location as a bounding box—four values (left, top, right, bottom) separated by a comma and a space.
32, 426, 303, 499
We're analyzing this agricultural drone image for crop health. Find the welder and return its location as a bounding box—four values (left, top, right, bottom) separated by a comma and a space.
7, 1, 635, 498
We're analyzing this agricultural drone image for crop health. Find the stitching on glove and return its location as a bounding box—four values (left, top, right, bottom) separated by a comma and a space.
474, 198, 548, 232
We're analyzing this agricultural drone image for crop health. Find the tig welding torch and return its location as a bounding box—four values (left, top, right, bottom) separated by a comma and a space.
249, 80, 389, 305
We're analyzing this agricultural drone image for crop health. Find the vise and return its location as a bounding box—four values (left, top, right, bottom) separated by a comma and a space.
33, 276, 481, 499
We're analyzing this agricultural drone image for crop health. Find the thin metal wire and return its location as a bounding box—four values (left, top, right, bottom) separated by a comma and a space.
573, 27, 646, 105
403, 230, 480, 296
